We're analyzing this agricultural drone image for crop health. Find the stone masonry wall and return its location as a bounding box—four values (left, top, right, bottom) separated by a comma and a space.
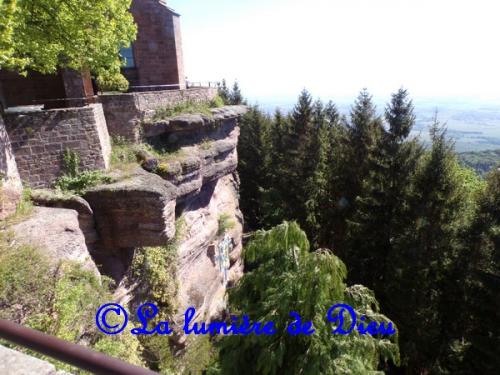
4, 104, 111, 188
99, 87, 217, 141
0, 115, 22, 219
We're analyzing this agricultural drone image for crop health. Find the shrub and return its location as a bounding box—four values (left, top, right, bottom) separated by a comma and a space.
62, 149, 80, 177
217, 213, 236, 236
55, 170, 112, 196
97, 71, 129, 92
56, 149, 111, 195
209, 95, 225, 108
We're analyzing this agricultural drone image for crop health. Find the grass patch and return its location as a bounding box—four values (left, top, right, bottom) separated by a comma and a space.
0, 232, 144, 373
1, 188, 34, 227
110, 136, 140, 170
151, 96, 225, 122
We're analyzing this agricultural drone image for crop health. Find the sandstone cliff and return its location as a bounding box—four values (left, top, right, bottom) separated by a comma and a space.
8, 106, 247, 327
85, 106, 246, 323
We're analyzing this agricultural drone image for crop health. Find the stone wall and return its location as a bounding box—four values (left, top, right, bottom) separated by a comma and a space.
0, 115, 22, 219
99, 87, 218, 141
4, 104, 111, 188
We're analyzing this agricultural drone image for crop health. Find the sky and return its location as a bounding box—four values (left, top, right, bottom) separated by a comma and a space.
168, 0, 500, 105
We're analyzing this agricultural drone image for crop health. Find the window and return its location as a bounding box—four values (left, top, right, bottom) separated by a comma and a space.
120, 46, 135, 68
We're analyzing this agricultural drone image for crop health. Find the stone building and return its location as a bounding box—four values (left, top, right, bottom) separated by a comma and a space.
0, 0, 185, 110
122, 0, 185, 90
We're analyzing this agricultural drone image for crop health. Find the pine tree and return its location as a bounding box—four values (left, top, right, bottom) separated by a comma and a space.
324, 100, 340, 127
218, 79, 231, 105
237, 106, 271, 229
260, 109, 289, 227
390, 121, 465, 372
229, 81, 244, 105
279, 90, 315, 225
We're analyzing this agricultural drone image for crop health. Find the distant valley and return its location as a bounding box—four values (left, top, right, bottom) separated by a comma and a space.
255, 96, 500, 153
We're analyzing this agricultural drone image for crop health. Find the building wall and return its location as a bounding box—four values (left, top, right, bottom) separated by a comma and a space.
0, 115, 22, 219
100, 87, 217, 141
0, 70, 66, 109
129, 0, 186, 89
3, 104, 111, 188
0, 69, 95, 109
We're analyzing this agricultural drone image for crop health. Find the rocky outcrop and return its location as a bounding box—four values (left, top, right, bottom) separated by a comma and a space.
176, 174, 244, 321
141, 106, 243, 199
12, 207, 99, 275
30, 190, 98, 248
0, 115, 22, 220
0, 345, 70, 375
5, 104, 247, 329
100, 88, 218, 141
84, 169, 177, 249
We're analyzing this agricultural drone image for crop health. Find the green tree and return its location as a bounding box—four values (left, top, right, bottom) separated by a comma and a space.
229, 81, 244, 105
345, 88, 421, 290
451, 170, 500, 374
280, 90, 315, 226
390, 122, 468, 372
218, 79, 231, 105
217, 222, 400, 374
260, 109, 289, 227
0, 0, 136, 79
238, 106, 271, 229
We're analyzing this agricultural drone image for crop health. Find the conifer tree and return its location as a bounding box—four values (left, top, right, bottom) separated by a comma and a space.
218, 79, 231, 104
229, 81, 244, 105
279, 90, 315, 225
260, 109, 289, 227
345, 89, 421, 289
389, 122, 465, 372
237, 106, 271, 229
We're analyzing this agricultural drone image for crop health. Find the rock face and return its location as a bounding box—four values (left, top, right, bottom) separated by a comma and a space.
12, 207, 99, 275
30, 190, 98, 249
84, 169, 177, 249
8, 105, 248, 328
176, 173, 244, 321
0, 115, 22, 220
0, 345, 70, 375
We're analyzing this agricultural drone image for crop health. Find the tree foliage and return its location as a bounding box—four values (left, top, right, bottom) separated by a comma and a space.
218, 222, 399, 374
0, 0, 136, 78
236, 85, 500, 374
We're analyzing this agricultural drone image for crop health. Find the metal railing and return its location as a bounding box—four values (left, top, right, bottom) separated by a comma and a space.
127, 81, 220, 91
0, 319, 157, 375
